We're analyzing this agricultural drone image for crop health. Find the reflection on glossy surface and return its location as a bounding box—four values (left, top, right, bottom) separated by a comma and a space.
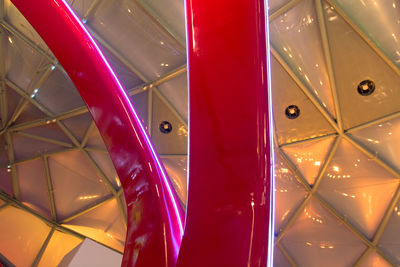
178, 0, 271, 266
281, 198, 366, 267
10, 1, 184, 266
270, 0, 334, 117
331, 0, 400, 68
38, 230, 83, 267
0, 205, 51, 266
275, 151, 308, 234
271, 56, 335, 145
350, 116, 400, 172
282, 136, 334, 185
318, 139, 398, 238
324, 2, 400, 129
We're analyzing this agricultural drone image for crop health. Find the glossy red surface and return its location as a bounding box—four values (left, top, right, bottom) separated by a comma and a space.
177, 0, 272, 266
10, 0, 184, 266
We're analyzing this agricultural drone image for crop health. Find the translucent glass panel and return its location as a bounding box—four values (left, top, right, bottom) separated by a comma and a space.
0, 168, 12, 196
88, 151, 121, 188
36, 69, 85, 114
136, 0, 186, 43
274, 151, 308, 234
318, 139, 398, 238
282, 136, 335, 185
61, 113, 92, 142
270, 0, 334, 117
324, 1, 400, 129
63, 198, 126, 252
0, 205, 51, 266
281, 198, 366, 266
331, 0, 400, 68
38, 230, 83, 267
350, 116, 400, 172
17, 158, 51, 218
48, 150, 112, 220
379, 198, 400, 265
271, 56, 335, 145
158, 72, 188, 121
359, 251, 392, 267
269, 0, 292, 13
89, 0, 186, 81
162, 156, 187, 205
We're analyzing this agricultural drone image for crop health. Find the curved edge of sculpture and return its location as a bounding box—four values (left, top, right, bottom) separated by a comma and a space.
10, 0, 184, 266
177, 0, 273, 266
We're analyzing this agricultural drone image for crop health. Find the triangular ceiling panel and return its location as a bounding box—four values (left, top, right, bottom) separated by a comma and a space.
0, 135, 9, 167
274, 150, 308, 234
12, 99, 48, 125
99, 43, 143, 91
162, 156, 187, 205
359, 250, 392, 267
35, 68, 85, 114
151, 93, 187, 154
38, 229, 83, 267
270, 0, 335, 117
281, 135, 335, 185
19, 122, 73, 145
158, 72, 188, 121
271, 56, 336, 145
4, 84, 21, 125
62, 198, 125, 252
269, 0, 292, 14
4, 29, 47, 91
273, 245, 292, 267
324, 1, 400, 129
378, 198, 400, 265
61, 112, 93, 143
48, 150, 112, 220
281, 198, 366, 267
89, 0, 185, 80
88, 151, 120, 189
0, 167, 13, 196
16, 158, 52, 219
85, 125, 107, 150
330, 0, 400, 69
130, 91, 149, 128
0, 205, 51, 267
350, 116, 400, 173
12, 132, 66, 162
317, 138, 398, 238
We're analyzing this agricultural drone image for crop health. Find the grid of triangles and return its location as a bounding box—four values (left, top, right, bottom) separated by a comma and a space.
0, 0, 188, 265
271, 0, 400, 265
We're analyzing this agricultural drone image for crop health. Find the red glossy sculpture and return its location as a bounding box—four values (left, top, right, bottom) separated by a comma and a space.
11, 0, 272, 266
11, 0, 184, 266
177, 0, 272, 266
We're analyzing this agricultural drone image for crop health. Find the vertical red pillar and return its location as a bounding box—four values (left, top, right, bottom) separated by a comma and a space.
178, 0, 272, 266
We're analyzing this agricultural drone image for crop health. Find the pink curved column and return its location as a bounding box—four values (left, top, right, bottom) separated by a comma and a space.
10, 0, 184, 266
177, 0, 273, 266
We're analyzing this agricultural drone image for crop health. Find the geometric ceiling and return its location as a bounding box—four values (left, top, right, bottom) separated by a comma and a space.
1, 0, 400, 266
271, 0, 400, 265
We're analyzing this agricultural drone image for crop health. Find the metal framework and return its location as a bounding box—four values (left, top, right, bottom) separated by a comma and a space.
0, 0, 188, 264
0, 0, 397, 266
270, 0, 400, 265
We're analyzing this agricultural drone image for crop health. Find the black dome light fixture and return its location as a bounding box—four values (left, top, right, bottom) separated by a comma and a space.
285, 105, 300, 119
159, 121, 173, 134
357, 79, 375, 96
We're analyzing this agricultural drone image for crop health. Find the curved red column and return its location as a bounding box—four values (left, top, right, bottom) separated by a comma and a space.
10, 1, 184, 266
177, 0, 272, 266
